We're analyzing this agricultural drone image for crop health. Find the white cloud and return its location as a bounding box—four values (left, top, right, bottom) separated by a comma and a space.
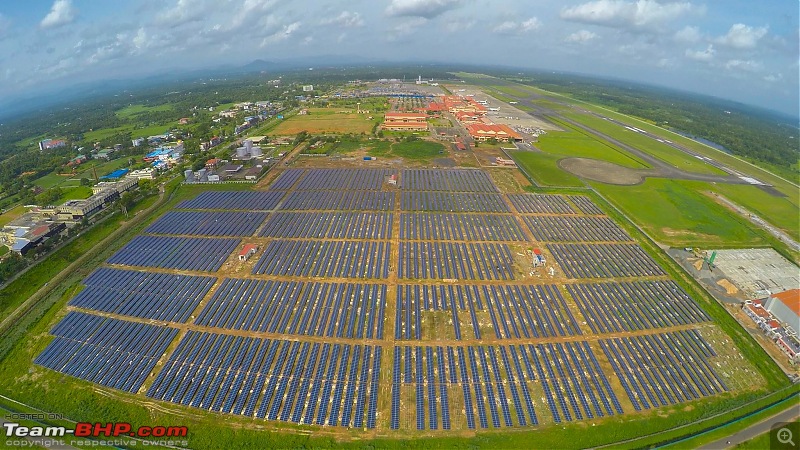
444, 18, 475, 33
565, 29, 597, 43
386, 0, 461, 18
260, 21, 301, 47
724, 59, 762, 72
656, 57, 676, 68
561, 0, 700, 30
158, 0, 208, 26
674, 25, 701, 43
763, 73, 782, 83
322, 11, 364, 28
521, 17, 542, 32
389, 17, 427, 39
685, 44, 715, 62
492, 17, 541, 34
715, 23, 768, 49
40, 0, 75, 29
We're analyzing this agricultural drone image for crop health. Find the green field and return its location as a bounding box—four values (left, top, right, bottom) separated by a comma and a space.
367, 140, 445, 160
511, 150, 584, 187
115, 103, 174, 119
55, 186, 93, 204
0, 205, 29, 227
271, 108, 376, 135
536, 120, 650, 169
710, 183, 799, 241
562, 112, 727, 175
593, 179, 767, 247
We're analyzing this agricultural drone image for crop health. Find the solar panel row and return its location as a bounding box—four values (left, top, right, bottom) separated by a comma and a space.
107, 236, 240, 272
145, 211, 268, 237
508, 194, 575, 214
35, 312, 177, 393
259, 211, 393, 240
195, 279, 386, 339
69, 267, 216, 322
400, 169, 498, 193
146, 332, 382, 428
398, 242, 514, 280
600, 330, 728, 411
252, 240, 390, 278
568, 280, 711, 333
399, 213, 525, 241
176, 191, 285, 210
549, 243, 666, 278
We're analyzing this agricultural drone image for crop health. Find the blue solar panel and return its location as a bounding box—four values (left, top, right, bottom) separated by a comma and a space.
68, 268, 216, 322
146, 211, 268, 236
36, 312, 177, 393
107, 236, 240, 271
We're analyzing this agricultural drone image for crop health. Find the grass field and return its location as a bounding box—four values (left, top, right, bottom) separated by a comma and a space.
367, 140, 446, 160
710, 183, 799, 241
33, 157, 137, 190
55, 186, 93, 204
593, 179, 767, 247
510, 150, 585, 187
536, 120, 650, 169
271, 108, 375, 135
562, 112, 727, 176
556, 99, 799, 197
0, 205, 29, 227
115, 103, 174, 119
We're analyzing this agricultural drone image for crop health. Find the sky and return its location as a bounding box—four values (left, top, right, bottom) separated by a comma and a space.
0, 0, 798, 116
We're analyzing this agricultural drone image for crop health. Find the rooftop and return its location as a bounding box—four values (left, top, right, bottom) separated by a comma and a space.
772, 289, 800, 316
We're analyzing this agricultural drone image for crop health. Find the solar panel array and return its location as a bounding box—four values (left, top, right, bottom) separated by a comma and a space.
147, 332, 382, 427
176, 191, 285, 210
600, 330, 728, 410
252, 240, 390, 278
401, 192, 509, 212
37, 168, 738, 433
508, 194, 575, 214
390, 343, 622, 430
107, 236, 240, 272
69, 268, 216, 322
196, 279, 385, 339
146, 211, 269, 236
400, 169, 498, 192
522, 216, 632, 242
36, 312, 177, 393
398, 242, 514, 280
549, 243, 666, 278
399, 213, 525, 241
567, 281, 711, 333
259, 212, 392, 239
296, 168, 394, 190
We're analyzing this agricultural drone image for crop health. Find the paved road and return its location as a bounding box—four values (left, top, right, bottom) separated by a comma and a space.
698, 403, 800, 450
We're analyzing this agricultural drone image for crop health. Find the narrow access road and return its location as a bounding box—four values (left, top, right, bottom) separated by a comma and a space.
698, 403, 800, 449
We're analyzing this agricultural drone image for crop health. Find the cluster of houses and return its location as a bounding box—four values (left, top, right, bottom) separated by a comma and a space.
213, 101, 284, 136
1, 177, 139, 254
743, 289, 800, 363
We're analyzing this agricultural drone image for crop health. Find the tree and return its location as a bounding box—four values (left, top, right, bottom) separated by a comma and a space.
118, 191, 135, 217
80, 178, 92, 186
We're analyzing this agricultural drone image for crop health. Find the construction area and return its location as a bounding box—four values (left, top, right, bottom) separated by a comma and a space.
32, 167, 759, 436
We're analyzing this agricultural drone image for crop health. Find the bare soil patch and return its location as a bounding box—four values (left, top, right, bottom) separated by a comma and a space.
559, 157, 654, 185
